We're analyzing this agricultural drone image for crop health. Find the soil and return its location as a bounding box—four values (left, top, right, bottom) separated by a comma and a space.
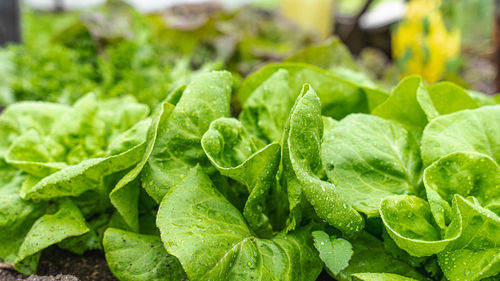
0, 246, 336, 281
0, 247, 116, 281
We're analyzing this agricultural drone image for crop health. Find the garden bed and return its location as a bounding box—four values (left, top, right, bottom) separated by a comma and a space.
0, 247, 115, 281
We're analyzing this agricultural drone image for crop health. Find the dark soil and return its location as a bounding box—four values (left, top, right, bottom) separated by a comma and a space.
317, 270, 336, 280
0, 247, 116, 281
0, 246, 338, 281
0, 246, 336, 281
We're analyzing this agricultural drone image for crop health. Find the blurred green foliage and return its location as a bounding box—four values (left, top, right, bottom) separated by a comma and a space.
0, 0, 314, 108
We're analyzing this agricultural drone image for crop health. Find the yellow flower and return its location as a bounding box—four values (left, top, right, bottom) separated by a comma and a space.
392, 0, 460, 83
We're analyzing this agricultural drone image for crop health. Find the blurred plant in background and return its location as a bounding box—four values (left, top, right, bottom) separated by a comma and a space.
392, 0, 460, 83
1, 0, 497, 111
281, 0, 334, 39
0, 0, 315, 108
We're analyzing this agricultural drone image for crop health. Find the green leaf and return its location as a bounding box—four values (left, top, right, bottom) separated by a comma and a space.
285, 38, 359, 71
95, 95, 150, 141
2, 93, 150, 188
372, 76, 427, 131
50, 94, 149, 163
106, 118, 152, 155
467, 90, 498, 107
5, 129, 66, 177
423, 152, 500, 228
286, 39, 390, 111
280, 125, 303, 233
0, 172, 45, 263
237, 63, 369, 119
142, 71, 233, 203
380, 195, 461, 257
20, 115, 150, 200
103, 228, 187, 281
417, 82, 478, 120
110, 102, 175, 231
0, 101, 70, 158
364, 87, 391, 112
238, 69, 295, 143
58, 212, 110, 255
421, 105, 500, 166
202, 117, 281, 237
322, 116, 337, 132
334, 232, 428, 281
328, 69, 388, 112
156, 166, 322, 281
321, 114, 422, 216
438, 195, 500, 281
312, 230, 353, 274
21, 142, 146, 200
287, 85, 364, 236
380, 230, 429, 271
164, 84, 186, 106
278, 84, 311, 233
15, 199, 89, 274
352, 273, 419, 281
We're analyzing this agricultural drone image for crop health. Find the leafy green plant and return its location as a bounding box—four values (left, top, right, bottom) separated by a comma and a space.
1, 42, 500, 281
0, 1, 320, 109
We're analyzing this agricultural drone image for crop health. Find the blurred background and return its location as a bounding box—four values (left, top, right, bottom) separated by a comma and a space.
0, 0, 497, 109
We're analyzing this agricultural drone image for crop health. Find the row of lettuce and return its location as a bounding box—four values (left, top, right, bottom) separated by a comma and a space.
0, 1, 318, 109
1, 58, 499, 281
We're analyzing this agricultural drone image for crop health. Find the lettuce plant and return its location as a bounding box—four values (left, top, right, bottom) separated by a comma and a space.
0, 67, 499, 281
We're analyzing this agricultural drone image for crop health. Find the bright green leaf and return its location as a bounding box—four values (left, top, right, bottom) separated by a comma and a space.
312, 230, 353, 274
421, 105, 500, 166
417, 82, 478, 120
372, 76, 427, 131
239, 69, 295, 143
157, 166, 322, 281
202, 117, 281, 237
237, 63, 368, 119
103, 228, 187, 281
142, 71, 233, 202
287, 85, 364, 236
322, 114, 422, 216
423, 152, 500, 228
334, 232, 428, 281
438, 195, 500, 281
0, 172, 45, 263
21, 142, 146, 200
0, 102, 70, 158
380, 195, 460, 257
110, 102, 175, 231
15, 199, 89, 274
